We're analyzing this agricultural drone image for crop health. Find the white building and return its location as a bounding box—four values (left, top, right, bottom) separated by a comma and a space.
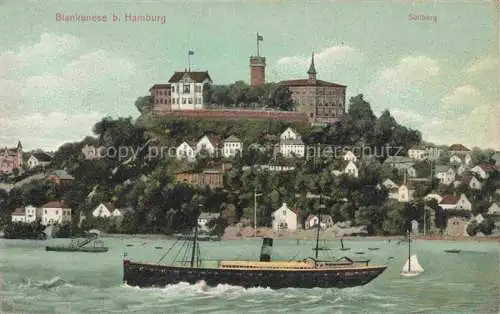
176, 141, 196, 162
222, 135, 243, 158
271, 203, 297, 232
343, 150, 357, 162
381, 178, 399, 190
279, 127, 305, 158
344, 160, 359, 178
26, 151, 53, 169
398, 184, 415, 202
487, 202, 500, 215
305, 214, 334, 230
439, 194, 472, 211
11, 205, 41, 223
435, 166, 456, 185
41, 200, 72, 225
195, 135, 219, 156
197, 212, 220, 231
168, 70, 212, 110
92, 203, 115, 218
424, 193, 443, 203
471, 164, 497, 180
408, 146, 427, 160
450, 154, 472, 166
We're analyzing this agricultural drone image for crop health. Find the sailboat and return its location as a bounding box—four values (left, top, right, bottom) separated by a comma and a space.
400, 230, 424, 277
123, 211, 388, 289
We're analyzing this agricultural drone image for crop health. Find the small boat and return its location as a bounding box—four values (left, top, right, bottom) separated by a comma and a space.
123, 211, 387, 289
126, 244, 134, 247
444, 249, 461, 254
355, 252, 365, 255
45, 236, 108, 253
400, 230, 424, 277
368, 248, 379, 251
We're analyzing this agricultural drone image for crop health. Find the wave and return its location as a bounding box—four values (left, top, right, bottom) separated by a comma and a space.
20, 276, 71, 290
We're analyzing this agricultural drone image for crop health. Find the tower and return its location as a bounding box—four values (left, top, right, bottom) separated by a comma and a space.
250, 32, 266, 87
307, 53, 317, 84
250, 56, 266, 87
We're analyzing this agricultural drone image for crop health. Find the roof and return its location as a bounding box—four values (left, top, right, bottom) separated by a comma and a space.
149, 84, 170, 91
31, 151, 53, 162
224, 135, 241, 143
200, 134, 220, 147
307, 53, 317, 75
198, 212, 220, 219
49, 170, 74, 180
448, 144, 470, 152
42, 200, 70, 208
279, 79, 346, 88
440, 195, 460, 205
12, 207, 25, 216
280, 138, 304, 145
384, 156, 413, 164
168, 71, 212, 83
435, 165, 451, 173
477, 164, 497, 172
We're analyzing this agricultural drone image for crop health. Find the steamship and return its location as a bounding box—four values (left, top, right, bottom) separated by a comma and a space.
123, 216, 387, 289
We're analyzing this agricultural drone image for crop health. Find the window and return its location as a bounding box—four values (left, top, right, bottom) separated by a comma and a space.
183, 85, 190, 94
182, 98, 187, 104
56, 210, 58, 215
188, 98, 192, 104
172, 86, 175, 93
283, 210, 286, 215
195, 85, 202, 93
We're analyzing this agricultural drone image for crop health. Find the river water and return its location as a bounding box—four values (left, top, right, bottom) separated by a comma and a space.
0, 237, 498, 313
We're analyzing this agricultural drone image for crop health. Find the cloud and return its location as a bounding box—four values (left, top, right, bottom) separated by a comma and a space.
273, 45, 362, 79
366, 56, 439, 98
0, 112, 103, 151
0, 33, 137, 150
465, 55, 499, 74
440, 85, 482, 112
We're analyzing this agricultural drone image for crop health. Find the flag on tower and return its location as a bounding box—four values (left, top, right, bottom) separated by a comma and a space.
188, 50, 194, 55
257, 34, 263, 41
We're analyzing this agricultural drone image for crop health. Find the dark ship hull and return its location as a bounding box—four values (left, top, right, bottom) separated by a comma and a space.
122, 259, 387, 289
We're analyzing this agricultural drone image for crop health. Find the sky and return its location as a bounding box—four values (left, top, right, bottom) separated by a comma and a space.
0, 0, 498, 151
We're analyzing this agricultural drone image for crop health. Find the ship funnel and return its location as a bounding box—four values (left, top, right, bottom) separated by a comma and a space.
259, 237, 273, 262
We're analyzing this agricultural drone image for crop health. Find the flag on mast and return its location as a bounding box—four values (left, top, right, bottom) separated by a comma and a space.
257, 34, 263, 41
188, 50, 194, 55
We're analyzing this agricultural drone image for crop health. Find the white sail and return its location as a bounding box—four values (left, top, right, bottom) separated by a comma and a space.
400, 254, 424, 276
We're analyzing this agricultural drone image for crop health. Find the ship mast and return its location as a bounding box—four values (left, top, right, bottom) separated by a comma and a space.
407, 229, 411, 272
314, 200, 325, 259
190, 204, 202, 268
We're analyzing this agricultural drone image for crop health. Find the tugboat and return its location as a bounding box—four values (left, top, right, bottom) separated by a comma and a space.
123, 211, 387, 289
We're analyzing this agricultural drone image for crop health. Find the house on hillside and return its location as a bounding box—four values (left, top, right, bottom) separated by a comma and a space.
27, 151, 53, 169
168, 70, 212, 110
435, 166, 456, 185
47, 170, 74, 185
0, 141, 23, 173
450, 154, 472, 166
448, 144, 471, 156
398, 184, 415, 202
11, 205, 41, 223
408, 145, 427, 160
487, 202, 500, 215
198, 212, 220, 231
41, 200, 72, 225
271, 203, 297, 232
304, 214, 334, 230
343, 161, 359, 178
176, 141, 196, 162
279, 127, 305, 158
343, 150, 357, 162
445, 217, 468, 237
471, 164, 497, 180
195, 134, 220, 156
175, 169, 224, 188
92, 203, 119, 218
439, 194, 472, 211
222, 135, 243, 158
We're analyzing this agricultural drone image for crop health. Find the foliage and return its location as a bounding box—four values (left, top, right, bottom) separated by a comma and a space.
4, 220, 46, 239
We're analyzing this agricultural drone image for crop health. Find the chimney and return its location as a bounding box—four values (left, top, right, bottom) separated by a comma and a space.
259, 237, 273, 262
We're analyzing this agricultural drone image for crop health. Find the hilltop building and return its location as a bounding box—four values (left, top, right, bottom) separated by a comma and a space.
0, 141, 23, 173
280, 53, 347, 125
